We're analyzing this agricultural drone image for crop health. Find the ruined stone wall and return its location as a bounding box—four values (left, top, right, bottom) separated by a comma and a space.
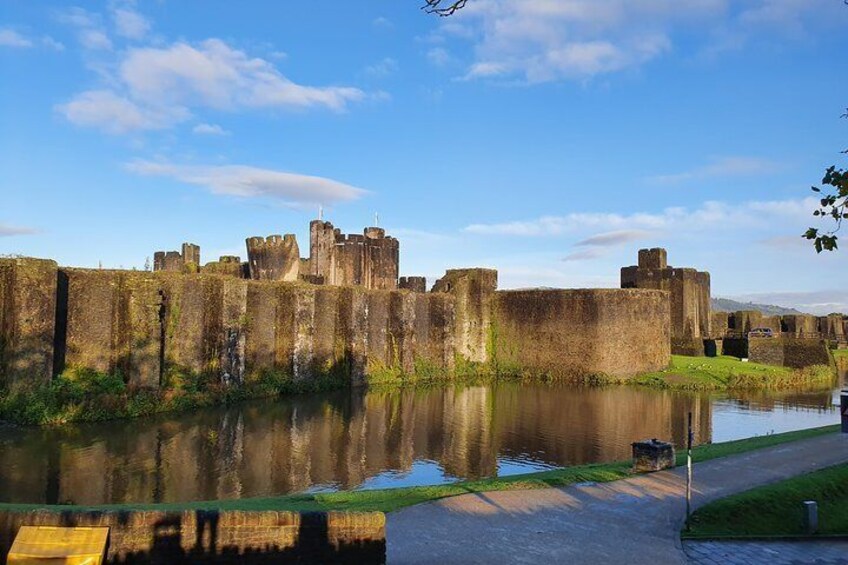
819, 314, 846, 340
246, 235, 300, 282
432, 269, 498, 363
202, 256, 243, 278
154, 243, 200, 274
490, 289, 670, 378
748, 337, 831, 368
782, 314, 818, 337
711, 312, 729, 336
0, 509, 385, 565
0, 258, 57, 391
399, 276, 427, 293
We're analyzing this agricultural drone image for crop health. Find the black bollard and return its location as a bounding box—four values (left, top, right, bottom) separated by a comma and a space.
842, 389, 848, 434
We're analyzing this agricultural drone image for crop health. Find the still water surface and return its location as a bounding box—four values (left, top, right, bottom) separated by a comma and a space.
0, 370, 844, 505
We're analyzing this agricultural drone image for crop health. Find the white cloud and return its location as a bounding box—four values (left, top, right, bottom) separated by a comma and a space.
125, 160, 368, 206
647, 156, 781, 185
364, 57, 398, 77
79, 28, 112, 50
0, 223, 38, 236
60, 38, 368, 133
435, 0, 839, 83
112, 6, 150, 40
0, 29, 33, 48
192, 123, 229, 136
120, 39, 364, 111
41, 36, 65, 51
464, 197, 818, 236
373, 17, 393, 29
56, 90, 187, 134
427, 47, 452, 67
57, 7, 112, 50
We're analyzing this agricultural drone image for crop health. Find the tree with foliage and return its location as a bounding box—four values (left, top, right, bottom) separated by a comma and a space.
804, 110, 847, 252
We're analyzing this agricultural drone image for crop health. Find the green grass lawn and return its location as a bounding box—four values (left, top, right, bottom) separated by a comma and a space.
684, 462, 848, 539
630, 355, 834, 391
0, 424, 837, 515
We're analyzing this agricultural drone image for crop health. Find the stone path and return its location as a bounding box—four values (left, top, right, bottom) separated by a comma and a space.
684, 540, 848, 564
387, 432, 848, 564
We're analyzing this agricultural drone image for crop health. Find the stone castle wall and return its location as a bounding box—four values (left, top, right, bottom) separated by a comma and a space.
621, 248, 710, 356
44, 269, 456, 390
748, 337, 831, 369
489, 289, 671, 378
0, 258, 57, 391
0, 259, 677, 389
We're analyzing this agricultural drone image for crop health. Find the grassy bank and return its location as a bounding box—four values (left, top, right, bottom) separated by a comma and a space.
628, 355, 835, 391
0, 367, 345, 426
684, 462, 848, 539
1, 355, 837, 426
0, 424, 838, 514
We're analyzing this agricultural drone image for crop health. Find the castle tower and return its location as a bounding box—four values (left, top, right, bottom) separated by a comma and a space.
621, 248, 711, 356
246, 234, 300, 281
309, 220, 340, 284
309, 220, 399, 289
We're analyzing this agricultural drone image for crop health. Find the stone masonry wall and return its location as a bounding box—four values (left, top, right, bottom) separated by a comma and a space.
621, 249, 710, 356
748, 337, 831, 369
0, 258, 57, 391
490, 289, 670, 378
432, 269, 498, 364
5, 259, 683, 387
0, 509, 385, 565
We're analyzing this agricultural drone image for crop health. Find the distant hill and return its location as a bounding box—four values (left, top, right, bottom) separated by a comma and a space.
711, 297, 804, 316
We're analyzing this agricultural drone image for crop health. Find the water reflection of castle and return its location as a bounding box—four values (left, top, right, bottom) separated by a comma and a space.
0, 386, 832, 506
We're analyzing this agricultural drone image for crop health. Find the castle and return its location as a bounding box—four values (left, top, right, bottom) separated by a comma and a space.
2, 223, 846, 393
153, 220, 401, 291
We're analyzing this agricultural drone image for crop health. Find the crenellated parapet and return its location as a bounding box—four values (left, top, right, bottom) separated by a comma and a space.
153, 243, 201, 274
399, 276, 427, 293
245, 235, 300, 282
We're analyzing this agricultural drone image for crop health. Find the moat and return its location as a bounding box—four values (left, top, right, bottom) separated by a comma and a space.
1, 369, 844, 506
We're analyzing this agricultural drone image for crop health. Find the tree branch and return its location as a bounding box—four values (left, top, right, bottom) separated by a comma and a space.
422, 0, 469, 16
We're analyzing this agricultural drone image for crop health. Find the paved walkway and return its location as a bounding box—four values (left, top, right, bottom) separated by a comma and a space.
684, 540, 848, 564
387, 433, 848, 564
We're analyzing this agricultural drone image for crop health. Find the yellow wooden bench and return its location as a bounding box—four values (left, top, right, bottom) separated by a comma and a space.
7, 526, 109, 565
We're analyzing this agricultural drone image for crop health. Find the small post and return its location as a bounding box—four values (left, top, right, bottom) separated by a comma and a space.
803, 501, 818, 534
685, 411, 693, 531
841, 389, 848, 434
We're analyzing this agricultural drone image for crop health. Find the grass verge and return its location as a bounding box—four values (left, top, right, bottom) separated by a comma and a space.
0, 424, 838, 514
683, 462, 848, 539
628, 355, 835, 391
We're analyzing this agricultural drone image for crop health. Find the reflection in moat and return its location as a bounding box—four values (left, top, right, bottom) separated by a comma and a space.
0, 373, 842, 506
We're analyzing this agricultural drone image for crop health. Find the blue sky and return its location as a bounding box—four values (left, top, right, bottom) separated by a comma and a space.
1, 0, 846, 313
